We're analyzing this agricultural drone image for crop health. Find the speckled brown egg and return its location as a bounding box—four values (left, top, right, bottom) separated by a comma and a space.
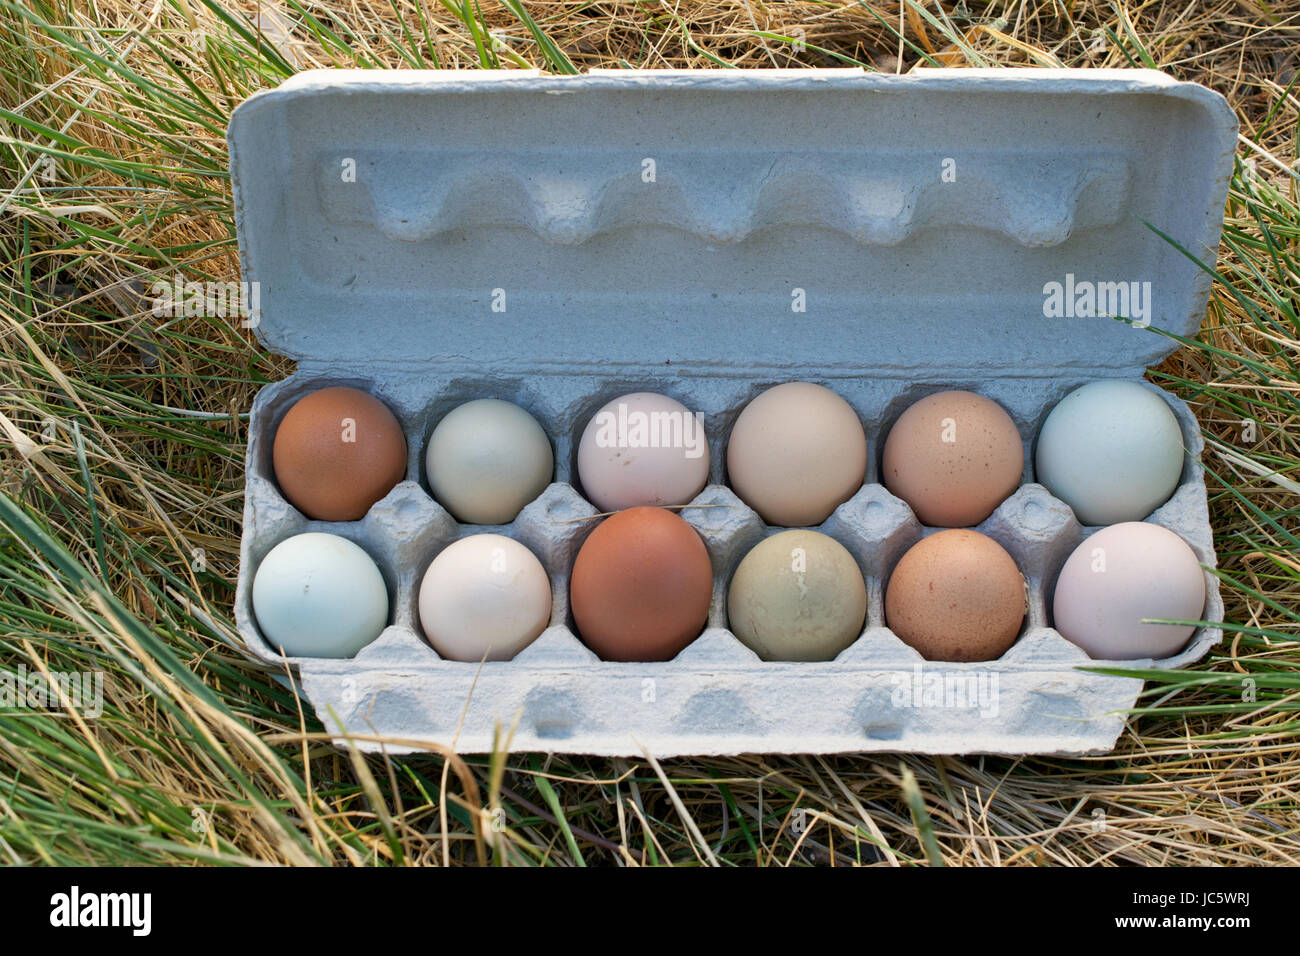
272, 386, 407, 521
569, 507, 713, 662
884, 529, 1026, 662
882, 390, 1023, 527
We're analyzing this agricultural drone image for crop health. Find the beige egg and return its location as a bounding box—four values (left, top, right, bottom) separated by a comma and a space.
884, 529, 1026, 662
882, 390, 1023, 527
726, 382, 867, 526
728, 530, 867, 661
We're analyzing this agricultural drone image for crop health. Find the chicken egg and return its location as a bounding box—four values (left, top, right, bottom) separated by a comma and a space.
577, 392, 709, 512
272, 387, 407, 522
252, 532, 389, 658
1035, 380, 1185, 525
1052, 522, 1205, 659
425, 399, 553, 524
418, 534, 552, 661
882, 390, 1024, 527
727, 530, 867, 661
569, 507, 713, 661
726, 382, 867, 526
884, 529, 1026, 662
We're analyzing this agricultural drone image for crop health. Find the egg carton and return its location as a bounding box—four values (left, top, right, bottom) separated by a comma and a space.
229, 67, 1237, 755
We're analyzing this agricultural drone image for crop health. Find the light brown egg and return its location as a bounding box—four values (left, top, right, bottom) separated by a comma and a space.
726, 382, 867, 527
884, 529, 1026, 662
882, 390, 1023, 527
272, 386, 407, 521
569, 507, 713, 661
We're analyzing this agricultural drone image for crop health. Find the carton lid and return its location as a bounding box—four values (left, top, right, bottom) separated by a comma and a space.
227, 68, 1236, 375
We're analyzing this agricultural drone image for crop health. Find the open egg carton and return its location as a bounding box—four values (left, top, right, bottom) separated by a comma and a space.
229, 67, 1237, 756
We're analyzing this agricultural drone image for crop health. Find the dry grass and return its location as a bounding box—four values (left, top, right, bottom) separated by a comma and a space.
0, 0, 1297, 865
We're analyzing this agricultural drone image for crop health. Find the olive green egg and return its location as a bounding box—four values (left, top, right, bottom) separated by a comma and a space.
727, 529, 867, 662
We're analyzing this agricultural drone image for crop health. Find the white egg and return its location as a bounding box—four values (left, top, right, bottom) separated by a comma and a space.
425, 399, 553, 524
577, 392, 710, 512
252, 532, 389, 658
418, 534, 552, 661
1052, 522, 1205, 660
1035, 380, 1184, 525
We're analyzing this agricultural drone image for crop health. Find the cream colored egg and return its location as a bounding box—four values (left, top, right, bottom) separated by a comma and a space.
418, 534, 552, 661
425, 399, 553, 524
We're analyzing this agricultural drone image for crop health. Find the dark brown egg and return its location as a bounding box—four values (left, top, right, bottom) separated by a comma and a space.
272, 386, 407, 521
569, 507, 713, 662
884, 529, 1026, 662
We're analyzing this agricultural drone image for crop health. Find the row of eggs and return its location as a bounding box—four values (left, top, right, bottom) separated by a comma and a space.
252, 510, 1206, 664
269, 379, 1188, 531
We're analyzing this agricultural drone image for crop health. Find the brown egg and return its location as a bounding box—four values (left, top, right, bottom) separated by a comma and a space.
882, 390, 1023, 527
272, 386, 407, 521
570, 507, 713, 661
884, 529, 1026, 662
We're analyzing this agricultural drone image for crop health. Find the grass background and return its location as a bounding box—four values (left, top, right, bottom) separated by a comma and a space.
0, 0, 1296, 866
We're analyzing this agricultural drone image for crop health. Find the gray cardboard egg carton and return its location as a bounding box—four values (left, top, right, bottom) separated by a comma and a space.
228, 67, 1237, 756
